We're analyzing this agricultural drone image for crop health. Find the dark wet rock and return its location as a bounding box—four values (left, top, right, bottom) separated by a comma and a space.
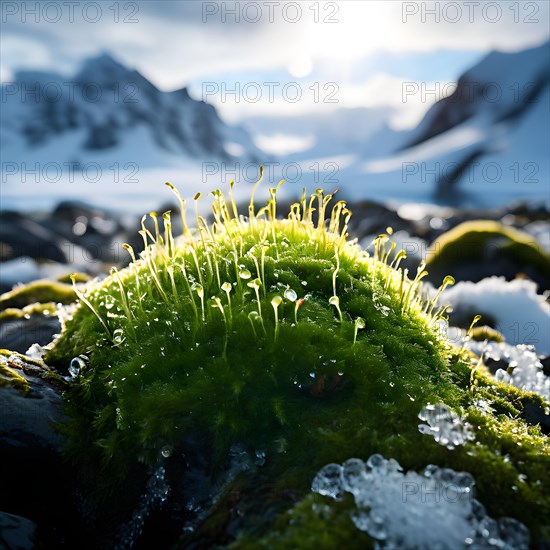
350, 201, 413, 239
0, 511, 37, 550
524, 400, 550, 436
0, 202, 134, 292
448, 306, 497, 332
0, 315, 60, 354
0, 371, 65, 452
0, 356, 86, 548
0, 211, 66, 263
483, 357, 509, 376
47, 200, 127, 262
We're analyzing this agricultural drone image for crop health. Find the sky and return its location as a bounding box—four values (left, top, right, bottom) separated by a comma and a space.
2, 0, 549, 131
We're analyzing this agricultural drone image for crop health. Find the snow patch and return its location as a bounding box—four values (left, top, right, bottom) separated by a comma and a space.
442, 277, 550, 356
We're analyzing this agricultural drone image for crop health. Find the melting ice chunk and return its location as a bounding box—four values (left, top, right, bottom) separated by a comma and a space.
312, 454, 529, 550
467, 340, 550, 404
311, 463, 344, 500
418, 403, 475, 449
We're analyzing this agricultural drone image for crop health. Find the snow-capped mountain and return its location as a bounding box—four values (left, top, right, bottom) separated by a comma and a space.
1, 53, 263, 166
2, 42, 548, 212
238, 40, 549, 208
407, 42, 549, 148
355, 40, 550, 205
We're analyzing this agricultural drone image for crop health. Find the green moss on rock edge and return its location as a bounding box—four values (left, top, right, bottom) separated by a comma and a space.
39, 183, 550, 546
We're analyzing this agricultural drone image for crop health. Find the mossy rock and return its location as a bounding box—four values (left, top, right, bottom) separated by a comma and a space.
425, 220, 550, 288
42, 184, 549, 547
0, 280, 76, 309
470, 325, 505, 343
0, 350, 66, 391
0, 302, 58, 322
0, 356, 30, 393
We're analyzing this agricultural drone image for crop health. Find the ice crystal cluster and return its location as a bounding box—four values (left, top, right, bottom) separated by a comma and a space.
467, 340, 550, 404
418, 403, 475, 449
312, 454, 530, 550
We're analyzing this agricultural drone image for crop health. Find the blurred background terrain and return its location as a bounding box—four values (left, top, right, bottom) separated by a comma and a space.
1, 0, 549, 348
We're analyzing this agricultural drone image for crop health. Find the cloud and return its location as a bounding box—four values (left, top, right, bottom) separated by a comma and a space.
2, 1, 548, 88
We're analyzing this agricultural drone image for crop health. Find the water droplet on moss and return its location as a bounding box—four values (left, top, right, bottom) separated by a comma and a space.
284, 288, 297, 302
69, 355, 89, 378
342, 458, 367, 494
113, 328, 125, 345
239, 269, 251, 280
221, 282, 232, 293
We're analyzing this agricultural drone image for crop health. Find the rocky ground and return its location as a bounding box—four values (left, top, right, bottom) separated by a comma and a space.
1, 198, 548, 292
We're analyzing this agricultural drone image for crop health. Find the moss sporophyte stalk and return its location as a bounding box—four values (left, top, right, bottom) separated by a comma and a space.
43, 169, 549, 544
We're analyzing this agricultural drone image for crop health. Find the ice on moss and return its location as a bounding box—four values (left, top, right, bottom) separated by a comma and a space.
312, 454, 529, 550
467, 340, 550, 404
438, 313, 550, 405
418, 403, 475, 449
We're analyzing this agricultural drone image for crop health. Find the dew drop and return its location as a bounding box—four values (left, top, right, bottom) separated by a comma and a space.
239, 269, 251, 280
113, 328, 125, 345
221, 282, 232, 293
254, 450, 266, 466
284, 288, 297, 302
366, 454, 387, 474
69, 354, 89, 378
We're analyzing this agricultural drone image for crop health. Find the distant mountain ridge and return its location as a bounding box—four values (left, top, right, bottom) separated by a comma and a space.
352, 40, 550, 205
2, 43, 548, 211
1, 53, 263, 164
406, 41, 550, 149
